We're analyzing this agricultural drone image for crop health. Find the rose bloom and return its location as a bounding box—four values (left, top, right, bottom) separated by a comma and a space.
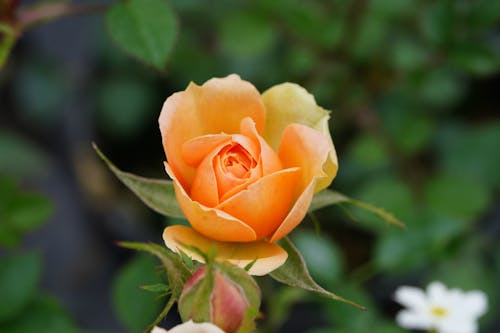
151, 321, 224, 333
159, 75, 337, 275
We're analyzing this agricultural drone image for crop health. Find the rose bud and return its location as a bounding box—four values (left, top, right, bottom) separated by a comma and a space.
178, 264, 260, 333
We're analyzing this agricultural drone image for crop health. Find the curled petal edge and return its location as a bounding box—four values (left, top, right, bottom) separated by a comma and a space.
163, 225, 288, 276
165, 162, 257, 242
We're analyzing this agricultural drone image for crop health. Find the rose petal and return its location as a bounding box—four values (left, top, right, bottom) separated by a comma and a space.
262, 83, 337, 191
159, 89, 200, 190
163, 225, 288, 276
262, 82, 330, 149
278, 123, 338, 193
190, 148, 221, 207
182, 134, 232, 167
240, 117, 282, 176
217, 168, 300, 240
160, 75, 266, 190
166, 163, 257, 242
215, 154, 261, 202
269, 180, 314, 243
191, 74, 266, 134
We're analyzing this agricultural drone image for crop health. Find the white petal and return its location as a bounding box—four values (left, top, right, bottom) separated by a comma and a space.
427, 281, 449, 304
151, 327, 168, 333
394, 286, 428, 310
167, 320, 225, 333
396, 310, 432, 330
437, 317, 478, 333
463, 291, 488, 318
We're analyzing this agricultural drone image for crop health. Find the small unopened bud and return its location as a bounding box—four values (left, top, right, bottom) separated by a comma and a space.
178, 265, 260, 333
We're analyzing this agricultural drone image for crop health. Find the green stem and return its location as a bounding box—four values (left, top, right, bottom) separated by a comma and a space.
17, 2, 110, 30
145, 295, 177, 333
0, 23, 17, 69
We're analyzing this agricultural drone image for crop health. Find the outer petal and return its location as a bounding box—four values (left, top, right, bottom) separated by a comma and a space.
278, 124, 338, 194
269, 181, 314, 243
262, 83, 337, 192
163, 226, 288, 276
166, 163, 257, 242
159, 75, 266, 190
217, 168, 300, 240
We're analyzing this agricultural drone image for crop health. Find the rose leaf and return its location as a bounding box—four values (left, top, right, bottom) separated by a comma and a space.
310, 189, 405, 228
106, 0, 178, 71
270, 237, 365, 310
93, 143, 184, 218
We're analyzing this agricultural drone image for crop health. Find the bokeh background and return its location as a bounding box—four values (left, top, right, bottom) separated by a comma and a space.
1, 0, 499, 332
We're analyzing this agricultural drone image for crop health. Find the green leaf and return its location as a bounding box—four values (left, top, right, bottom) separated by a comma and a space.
309, 190, 349, 212
424, 174, 490, 220
292, 230, 343, 286
0, 294, 77, 333
95, 77, 156, 138
352, 12, 388, 60
118, 242, 192, 299
270, 238, 365, 310
8, 192, 52, 233
218, 12, 277, 57
0, 252, 42, 321
14, 62, 66, 127
437, 122, 500, 188
310, 189, 404, 228
417, 68, 465, 108
93, 144, 184, 218
106, 0, 178, 71
0, 131, 50, 178
353, 177, 412, 231
112, 255, 164, 333
349, 134, 389, 169
451, 43, 499, 76
119, 241, 192, 331
0, 178, 52, 247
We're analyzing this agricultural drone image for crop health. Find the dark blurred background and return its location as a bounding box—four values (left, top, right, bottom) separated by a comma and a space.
1, 0, 499, 332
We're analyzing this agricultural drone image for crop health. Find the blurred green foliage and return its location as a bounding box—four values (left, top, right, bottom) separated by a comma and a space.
112, 255, 165, 332
1, 0, 500, 332
0, 177, 52, 247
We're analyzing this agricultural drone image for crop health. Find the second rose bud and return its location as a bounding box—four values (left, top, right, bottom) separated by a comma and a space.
178, 264, 261, 333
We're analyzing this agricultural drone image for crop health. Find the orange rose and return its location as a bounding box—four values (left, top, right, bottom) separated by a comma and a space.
160, 75, 337, 275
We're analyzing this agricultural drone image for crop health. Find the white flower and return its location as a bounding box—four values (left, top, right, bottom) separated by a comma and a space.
394, 281, 488, 333
151, 320, 225, 333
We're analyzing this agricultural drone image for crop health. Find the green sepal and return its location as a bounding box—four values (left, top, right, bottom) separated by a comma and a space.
118, 241, 193, 332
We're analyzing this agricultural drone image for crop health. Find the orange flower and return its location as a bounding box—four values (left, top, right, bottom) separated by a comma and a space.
160, 75, 338, 275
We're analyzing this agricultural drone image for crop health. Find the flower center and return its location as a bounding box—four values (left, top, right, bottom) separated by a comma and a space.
431, 307, 448, 317
221, 145, 256, 179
